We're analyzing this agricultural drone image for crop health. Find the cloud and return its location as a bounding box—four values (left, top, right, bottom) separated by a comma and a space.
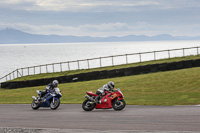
158, 0, 200, 9
1, 0, 200, 38
80, 22, 129, 31
3, 0, 198, 12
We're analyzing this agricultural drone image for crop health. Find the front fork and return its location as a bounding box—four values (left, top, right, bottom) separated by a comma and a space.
52, 97, 55, 103
115, 97, 123, 104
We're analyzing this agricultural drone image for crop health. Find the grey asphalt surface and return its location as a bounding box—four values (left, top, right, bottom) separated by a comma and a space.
0, 104, 200, 133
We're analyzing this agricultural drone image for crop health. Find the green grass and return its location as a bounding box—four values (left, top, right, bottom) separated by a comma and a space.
10, 55, 200, 81
1, 67, 200, 105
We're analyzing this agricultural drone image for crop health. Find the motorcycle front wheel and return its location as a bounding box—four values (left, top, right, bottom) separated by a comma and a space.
82, 99, 95, 111
31, 100, 40, 110
112, 99, 126, 111
50, 99, 60, 110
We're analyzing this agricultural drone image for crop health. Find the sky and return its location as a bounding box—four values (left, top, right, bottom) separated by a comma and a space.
0, 0, 200, 37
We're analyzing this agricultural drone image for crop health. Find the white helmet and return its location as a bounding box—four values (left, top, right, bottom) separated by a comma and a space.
52, 80, 59, 87
108, 81, 115, 90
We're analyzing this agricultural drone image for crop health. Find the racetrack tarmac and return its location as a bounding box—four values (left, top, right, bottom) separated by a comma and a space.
0, 104, 200, 133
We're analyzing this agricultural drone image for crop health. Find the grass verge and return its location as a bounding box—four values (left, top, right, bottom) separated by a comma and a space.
1, 67, 200, 105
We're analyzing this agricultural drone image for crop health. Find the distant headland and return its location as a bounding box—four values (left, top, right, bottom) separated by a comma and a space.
0, 28, 200, 44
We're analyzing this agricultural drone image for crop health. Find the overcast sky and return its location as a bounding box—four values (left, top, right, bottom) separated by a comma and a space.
0, 0, 200, 37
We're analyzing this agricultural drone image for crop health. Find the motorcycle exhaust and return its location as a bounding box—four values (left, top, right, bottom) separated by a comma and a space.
85, 95, 94, 101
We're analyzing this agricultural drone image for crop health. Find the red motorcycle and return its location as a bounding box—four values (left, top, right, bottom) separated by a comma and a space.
82, 88, 126, 111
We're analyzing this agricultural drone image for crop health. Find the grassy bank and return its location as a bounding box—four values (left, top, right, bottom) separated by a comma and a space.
1, 67, 200, 105
11, 55, 200, 81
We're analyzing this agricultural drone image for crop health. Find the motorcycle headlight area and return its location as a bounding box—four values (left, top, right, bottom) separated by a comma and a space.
119, 91, 124, 98
51, 94, 56, 96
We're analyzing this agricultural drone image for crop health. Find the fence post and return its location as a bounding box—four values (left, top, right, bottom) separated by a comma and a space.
154, 51, 156, 60
77, 60, 80, 69
68, 62, 70, 71
45, 65, 48, 73
112, 56, 114, 66
13, 71, 15, 79
197, 47, 199, 55
60, 63, 62, 72
52, 64, 54, 73
126, 54, 128, 64
34, 66, 35, 75
100, 57, 102, 67
28, 67, 30, 75
183, 48, 185, 56
17, 69, 22, 77
17, 69, 19, 78
168, 50, 170, 59
87, 59, 90, 69
21, 68, 23, 76
139, 53, 142, 62
40, 65, 42, 74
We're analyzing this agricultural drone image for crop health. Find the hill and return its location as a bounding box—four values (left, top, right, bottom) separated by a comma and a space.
1, 29, 200, 44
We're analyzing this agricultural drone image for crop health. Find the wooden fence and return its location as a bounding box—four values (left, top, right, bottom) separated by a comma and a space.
0, 46, 199, 83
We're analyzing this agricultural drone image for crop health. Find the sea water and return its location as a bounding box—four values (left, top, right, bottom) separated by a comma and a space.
0, 40, 200, 79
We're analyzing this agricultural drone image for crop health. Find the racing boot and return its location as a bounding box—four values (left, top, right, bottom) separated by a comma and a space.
99, 99, 102, 104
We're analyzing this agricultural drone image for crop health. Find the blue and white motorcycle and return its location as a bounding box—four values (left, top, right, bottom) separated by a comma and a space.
31, 88, 62, 110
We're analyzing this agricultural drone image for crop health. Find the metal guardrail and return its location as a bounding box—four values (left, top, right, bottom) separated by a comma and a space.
0, 46, 199, 83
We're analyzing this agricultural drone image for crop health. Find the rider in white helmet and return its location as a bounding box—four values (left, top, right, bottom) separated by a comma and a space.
95, 81, 115, 103
39, 80, 59, 101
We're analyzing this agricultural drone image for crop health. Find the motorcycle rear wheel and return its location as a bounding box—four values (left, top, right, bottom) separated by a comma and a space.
82, 99, 95, 111
31, 100, 40, 110
112, 99, 126, 111
50, 99, 60, 110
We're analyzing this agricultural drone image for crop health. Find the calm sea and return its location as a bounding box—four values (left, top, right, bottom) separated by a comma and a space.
0, 40, 200, 78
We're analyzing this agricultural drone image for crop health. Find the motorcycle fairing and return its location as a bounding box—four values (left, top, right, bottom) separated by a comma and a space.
95, 90, 124, 109
117, 97, 123, 101
86, 91, 98, 96
95, 96, 112, 109
39, 94, 53, 107
39, 102, 49, 107
110, 90, 123, 100
95, 93, 114, 109
108, 93, 118, 99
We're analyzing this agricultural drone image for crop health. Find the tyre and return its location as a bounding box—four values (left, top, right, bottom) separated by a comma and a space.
50, 99, 60, 110
82, 99, 96, 111
112, 99, 126, 111
31, 100, 40, 110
